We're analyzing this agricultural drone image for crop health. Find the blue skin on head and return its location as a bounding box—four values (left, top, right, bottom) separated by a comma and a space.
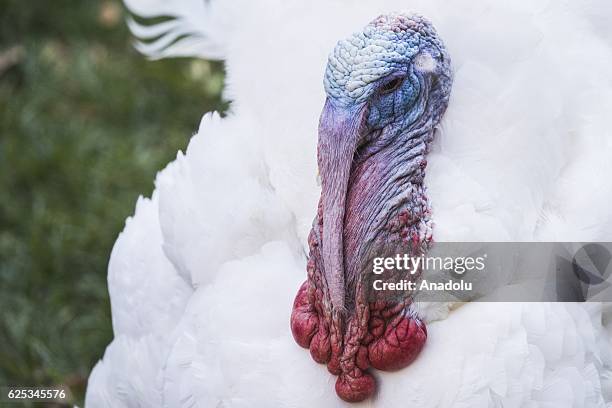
324, 13, 451, 128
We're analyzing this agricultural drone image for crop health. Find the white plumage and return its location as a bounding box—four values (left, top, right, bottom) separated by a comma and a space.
86, 0, 612, 406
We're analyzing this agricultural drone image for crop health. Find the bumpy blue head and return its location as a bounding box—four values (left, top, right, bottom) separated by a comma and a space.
323, 13, 451, 130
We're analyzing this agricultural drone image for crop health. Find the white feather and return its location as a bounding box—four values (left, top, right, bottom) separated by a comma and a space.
123, 0, 229, 59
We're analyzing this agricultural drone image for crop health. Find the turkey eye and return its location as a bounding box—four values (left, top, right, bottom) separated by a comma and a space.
379, 77, 403, 94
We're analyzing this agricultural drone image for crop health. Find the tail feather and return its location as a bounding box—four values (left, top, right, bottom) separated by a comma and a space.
124, 0, 226, 59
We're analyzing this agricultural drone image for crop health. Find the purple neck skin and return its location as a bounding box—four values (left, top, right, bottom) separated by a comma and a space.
317, 99, 434, 313
343, 127, 433, 303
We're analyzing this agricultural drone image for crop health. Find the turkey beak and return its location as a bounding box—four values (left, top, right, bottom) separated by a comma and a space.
317, 98, 367, 312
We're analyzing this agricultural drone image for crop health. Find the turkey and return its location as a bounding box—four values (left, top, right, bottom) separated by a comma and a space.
86, 0, 612, 407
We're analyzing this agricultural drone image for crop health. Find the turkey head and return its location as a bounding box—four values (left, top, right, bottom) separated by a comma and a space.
291, 13, 452, 402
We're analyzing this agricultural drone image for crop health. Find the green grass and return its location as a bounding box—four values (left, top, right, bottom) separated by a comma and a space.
0, 1, 227, 405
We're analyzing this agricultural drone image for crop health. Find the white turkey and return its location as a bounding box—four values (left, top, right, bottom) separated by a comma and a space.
86, 0, 612, 406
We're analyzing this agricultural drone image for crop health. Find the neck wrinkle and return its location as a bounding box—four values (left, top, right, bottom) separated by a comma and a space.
342, 126, 435, 307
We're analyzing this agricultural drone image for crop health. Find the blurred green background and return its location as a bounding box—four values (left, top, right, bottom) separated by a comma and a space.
0, 0, 227, 405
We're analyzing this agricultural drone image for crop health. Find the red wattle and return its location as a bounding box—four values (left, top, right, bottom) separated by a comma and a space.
291, 280, 427, 402
368, 314, 427, 371
290, 281, 318, 349
309, 329, 331, 364
335, 371, 376, 403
